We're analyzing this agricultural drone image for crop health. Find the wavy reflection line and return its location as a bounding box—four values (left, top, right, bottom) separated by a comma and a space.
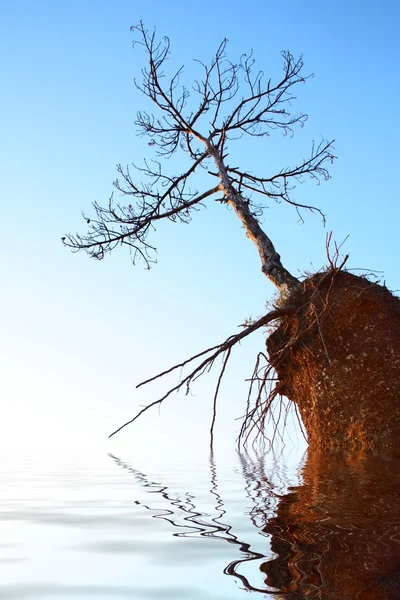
208, 450, 273, 594
109, 453, 288, 596
237, 450, 283, 531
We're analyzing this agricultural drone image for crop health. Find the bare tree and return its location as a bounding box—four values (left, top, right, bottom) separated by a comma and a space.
64, 23, 334, 444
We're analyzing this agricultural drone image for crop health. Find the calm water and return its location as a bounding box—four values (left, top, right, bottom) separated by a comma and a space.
1, 448, 400, 599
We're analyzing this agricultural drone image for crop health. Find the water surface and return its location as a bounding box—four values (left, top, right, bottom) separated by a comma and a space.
1, 448, 400, 598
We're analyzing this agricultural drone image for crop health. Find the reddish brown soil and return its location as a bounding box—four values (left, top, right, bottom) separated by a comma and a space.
267, 271, 400, 450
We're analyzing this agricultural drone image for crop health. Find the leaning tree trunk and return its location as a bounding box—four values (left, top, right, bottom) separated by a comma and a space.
206, 142, 300, 294
267, 270, 400, 450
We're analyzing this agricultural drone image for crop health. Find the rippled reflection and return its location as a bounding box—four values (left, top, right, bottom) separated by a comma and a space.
261, 451, 400, 599
109, 452, 272, 594
111, 450, 400, 599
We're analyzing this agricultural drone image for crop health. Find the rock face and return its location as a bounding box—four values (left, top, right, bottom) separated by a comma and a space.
267, 271, 400, 450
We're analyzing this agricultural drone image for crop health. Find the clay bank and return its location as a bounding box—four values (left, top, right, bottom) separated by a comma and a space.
267, 270, 400, 451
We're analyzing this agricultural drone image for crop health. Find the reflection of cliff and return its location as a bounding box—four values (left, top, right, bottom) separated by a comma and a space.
261, 451, 400, 599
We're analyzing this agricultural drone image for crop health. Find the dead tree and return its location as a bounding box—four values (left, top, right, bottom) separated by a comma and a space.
64, 23, 334, 445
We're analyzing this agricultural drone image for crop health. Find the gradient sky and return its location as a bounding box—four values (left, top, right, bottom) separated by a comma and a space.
1, 0, 399, 457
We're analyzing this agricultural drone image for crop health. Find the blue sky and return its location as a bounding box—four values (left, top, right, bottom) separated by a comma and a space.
1, 0, 399, 457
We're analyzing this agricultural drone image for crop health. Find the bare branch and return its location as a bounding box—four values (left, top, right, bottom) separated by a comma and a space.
63, 164, 219, 267
224, 139, 334, 221
212, 51, 309, 141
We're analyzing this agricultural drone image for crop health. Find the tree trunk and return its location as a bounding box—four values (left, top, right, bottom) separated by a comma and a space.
207, 143, 300, 294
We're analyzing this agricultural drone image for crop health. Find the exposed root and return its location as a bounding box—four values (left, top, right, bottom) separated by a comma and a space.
210, 347, 231, 448
108, 306, 296, 439
237, 259, 351, 449
109, 259, 393, 452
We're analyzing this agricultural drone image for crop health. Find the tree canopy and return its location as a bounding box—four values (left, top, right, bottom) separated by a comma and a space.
64, 22, 334, 293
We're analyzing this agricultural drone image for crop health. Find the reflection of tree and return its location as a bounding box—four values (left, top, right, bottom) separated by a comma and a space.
209, 450, 277, 593
237, 450, 290, 531
109, 452, 280, 594
261, 451, 400, 599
